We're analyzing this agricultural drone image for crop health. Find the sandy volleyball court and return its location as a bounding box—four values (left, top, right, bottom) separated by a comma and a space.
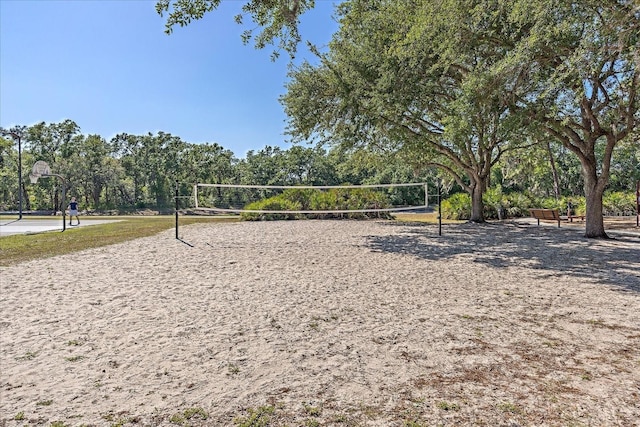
1, 220, 639, 426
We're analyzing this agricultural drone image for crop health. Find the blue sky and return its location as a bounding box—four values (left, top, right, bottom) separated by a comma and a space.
0, 0, 339, 157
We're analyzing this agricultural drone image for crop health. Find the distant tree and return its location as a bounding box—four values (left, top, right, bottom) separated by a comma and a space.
65, 134, 114, 209
237, 146, 288, 185
496, 140, 584, 199
0, 136, 18, 210
606, 138, 640, 192
111, 133, 147, 207
25, 120, 81, 164
24, 120, 82, 211
281, 145, 337, 185
111, 132, 187, 208
181, 142, 238, 186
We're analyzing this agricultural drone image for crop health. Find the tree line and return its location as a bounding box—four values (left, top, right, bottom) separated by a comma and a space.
1, 119, 637, 215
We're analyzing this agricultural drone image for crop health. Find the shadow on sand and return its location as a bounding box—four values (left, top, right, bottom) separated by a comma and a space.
365, 221, 640, 294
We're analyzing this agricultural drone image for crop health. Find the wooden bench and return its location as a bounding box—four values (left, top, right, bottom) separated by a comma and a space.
529, 208, 561, 228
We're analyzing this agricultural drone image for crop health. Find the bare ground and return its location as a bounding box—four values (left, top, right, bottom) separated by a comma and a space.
1, 220, 639, 426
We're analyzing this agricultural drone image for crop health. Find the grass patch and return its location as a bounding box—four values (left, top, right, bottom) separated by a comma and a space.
436, 401, 460, 411
497, 402, 520, 413
233, 405, 275, 427
0, 215, 238, 266
302, 403, 322, 417
15, 351, 38, 361
170, 407, 208, 425
393, 212, 464, 224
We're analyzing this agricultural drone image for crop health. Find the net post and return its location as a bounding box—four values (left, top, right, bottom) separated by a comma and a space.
424, 183, 429, 209
175, 180, 179, 240
61, 184, 66, 232
636, 180, 639, 227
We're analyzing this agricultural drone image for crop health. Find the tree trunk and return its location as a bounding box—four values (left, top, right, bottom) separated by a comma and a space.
583, 169, 608, 238
546, 142, 561, 200
469, 181, 485, 223
54, 190, 59, 213
92, 183, 101, 208
22, 183, 31, 211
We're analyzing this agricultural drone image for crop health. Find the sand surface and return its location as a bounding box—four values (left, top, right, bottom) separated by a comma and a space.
1, 220, 639, 426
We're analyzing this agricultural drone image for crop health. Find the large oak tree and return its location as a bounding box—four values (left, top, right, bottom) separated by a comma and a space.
283, 0, 531, 222
503, 0, 639, 237
281, 0, 638, 234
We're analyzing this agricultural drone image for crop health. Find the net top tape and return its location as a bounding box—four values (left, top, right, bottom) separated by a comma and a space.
195, 182, 427, 190
194, 205, 426, 214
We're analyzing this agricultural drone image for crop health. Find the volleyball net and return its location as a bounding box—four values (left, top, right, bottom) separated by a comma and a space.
189, 182, 432, 218
173, 181, 445, 240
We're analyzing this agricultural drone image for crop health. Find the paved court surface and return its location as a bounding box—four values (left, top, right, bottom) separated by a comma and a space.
0, 219, 122, 236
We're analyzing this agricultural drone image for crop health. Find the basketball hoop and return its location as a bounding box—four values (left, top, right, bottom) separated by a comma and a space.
28, 160, 69, 231
30, 160, 51, 184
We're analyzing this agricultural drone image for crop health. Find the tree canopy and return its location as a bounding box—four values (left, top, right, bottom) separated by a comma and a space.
282, 0, 639, 236
155, 0, 314, 59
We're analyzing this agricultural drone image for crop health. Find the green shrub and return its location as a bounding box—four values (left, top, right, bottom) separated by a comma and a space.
441, 192, 471, 220
539, 197, 561, 210
443, 188, 635, 220
483, 186, 509, 219
603, 191, 636, 216
240, 197, 302, 221
241, 187, 392, 220
504, 192, 534, 217
309, 189, 339, 212
280, 188, 316, 207
563, 196, 586, 216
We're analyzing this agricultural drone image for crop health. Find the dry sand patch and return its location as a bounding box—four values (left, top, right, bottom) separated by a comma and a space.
1, 220, 639, 426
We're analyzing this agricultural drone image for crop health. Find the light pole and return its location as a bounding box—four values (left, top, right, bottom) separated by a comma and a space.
1, 131, 22, 219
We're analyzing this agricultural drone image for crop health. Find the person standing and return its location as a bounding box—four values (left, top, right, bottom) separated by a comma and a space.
68, 197, 80, 226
